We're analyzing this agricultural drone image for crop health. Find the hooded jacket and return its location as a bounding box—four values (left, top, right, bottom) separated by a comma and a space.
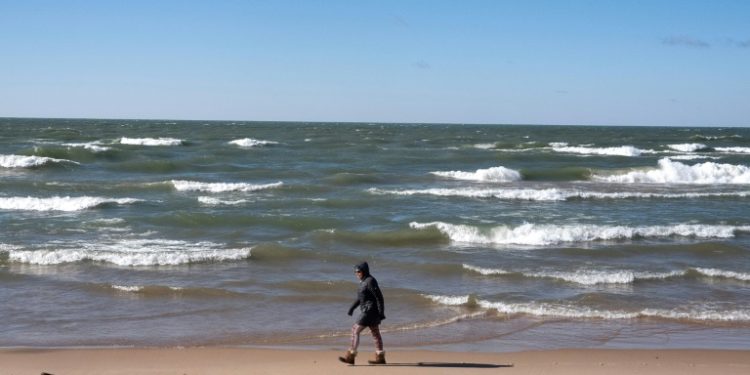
348, 262, 385, 326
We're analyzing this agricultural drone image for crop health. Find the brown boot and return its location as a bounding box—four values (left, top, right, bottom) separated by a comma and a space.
338, 350, 356, 365
368, 351, 386, 365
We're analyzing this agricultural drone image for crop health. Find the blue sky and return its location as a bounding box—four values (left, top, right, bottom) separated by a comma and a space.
1, 0, 748, 126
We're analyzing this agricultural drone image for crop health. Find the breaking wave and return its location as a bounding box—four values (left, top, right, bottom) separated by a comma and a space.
593, 158, 750, 184
430, 166, 522, 182
120, 137, 183, 146
367, 187, 750, 201
425, 294, 750, 322
6, 239, 253, 266
171, 180, 283, 193
61, 142, 111, 152
228, 138, 279, 147
716, 147, 750, 154
0, 196, 141, 211
550, 143, 648, 157
197, 196, 249, 205
410, 222, 750, 246
0, 154, 80, 168
667, 143, 710, 152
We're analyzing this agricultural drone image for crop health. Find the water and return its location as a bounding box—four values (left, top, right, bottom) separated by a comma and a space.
1, 118, 749, 350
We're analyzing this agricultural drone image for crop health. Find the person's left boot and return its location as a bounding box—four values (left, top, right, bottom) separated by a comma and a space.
368, 351, 386, 365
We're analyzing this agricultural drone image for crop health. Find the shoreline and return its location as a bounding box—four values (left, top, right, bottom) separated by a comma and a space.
2, 347, 749, 375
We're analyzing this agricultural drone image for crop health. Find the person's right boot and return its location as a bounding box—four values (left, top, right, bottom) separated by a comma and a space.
368, 351, 386, 365
338, 350, 356, 365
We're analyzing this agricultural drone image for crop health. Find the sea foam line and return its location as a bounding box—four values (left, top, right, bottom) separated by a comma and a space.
0, 196, 141, 211
549, 143, 651, 157
171, 180, 283, 193
367, 187, 750, 201
410, 222, 750, 246
425, 294, 750, 322
594, 158, 750, 184
120, 137, 183, 146
0, 154, 80, 168
462, 264, 694, 285
430, 166, 522, 182
7, 239, 253, 266
228, 138, 279, 147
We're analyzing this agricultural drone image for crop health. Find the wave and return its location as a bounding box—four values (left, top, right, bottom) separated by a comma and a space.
228, 138, 278, 147
61, 142, 111, 152
715, 147, 750, 154
462, 264, 750, 284
667, 143, 710, 152
0, 196, 141, 211
367, 187, 750, 201
315, 227, 448, 246
426, 294, 750, 322
0, 154, 80, 168
107, 284, 247, 298
594, 158, 750, 184
171, 180, 283, 193
550, 143, 649, 157
120, 137, 183, 146
692, 134, 742, 141
430, 166, 522, 182
410, 222, 750, 246
197, 196, 249, 205
6, 239, 252, 266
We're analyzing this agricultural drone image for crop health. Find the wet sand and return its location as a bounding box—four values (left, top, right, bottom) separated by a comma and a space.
1, 347, 748, 375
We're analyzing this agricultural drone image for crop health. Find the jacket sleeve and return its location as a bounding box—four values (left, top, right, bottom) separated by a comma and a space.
369, 278, 385, 317
348, 299, 360, 315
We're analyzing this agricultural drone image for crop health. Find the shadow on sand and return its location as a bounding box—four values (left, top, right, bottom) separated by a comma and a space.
356, 362, 513, 368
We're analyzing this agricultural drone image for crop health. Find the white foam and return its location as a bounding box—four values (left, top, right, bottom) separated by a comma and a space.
410, 221, 750, 246
694, 268, 750, 281
424, 294, 470, 305
668, 155, 719, 161
112, 285, 143, 292
528, 270, 684, 285
462, 264, 511, 275
197, 196, 249, 205
550, 144, 646, 157
425, 298, 750, 322
473, 143, 496, 150
715, 147, 750, 154
0, 154, 80, 168
0, 196, 141, 211
62, 142, 111, 152
171, 180, 283, 193
367, 187, 750, 201
120, 137, 183, 146
8, 239, 253, 266
430, 166, 522, 182
228, 138, 279, 148
594, 158, 750, 184
668, 143, 709, 152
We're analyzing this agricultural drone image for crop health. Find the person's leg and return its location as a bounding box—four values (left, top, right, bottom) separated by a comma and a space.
350, 324, 366, 352
368, 325, 383, 352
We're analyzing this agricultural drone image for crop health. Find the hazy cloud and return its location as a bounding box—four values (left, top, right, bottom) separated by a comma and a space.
413, 60, 431, 69
736, 39, 750, 48
662, 35, 710, 48
391, 14, 410, 28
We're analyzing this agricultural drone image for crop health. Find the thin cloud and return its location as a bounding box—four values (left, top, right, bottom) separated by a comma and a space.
662, 35, 711, 48
737, 39, 750, 48
413, 60, 431, 69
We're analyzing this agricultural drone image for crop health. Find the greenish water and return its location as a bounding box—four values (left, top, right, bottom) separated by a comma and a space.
1, 118, 749, 350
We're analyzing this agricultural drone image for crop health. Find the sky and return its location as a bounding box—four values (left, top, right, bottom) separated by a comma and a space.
1, 0, 749, 126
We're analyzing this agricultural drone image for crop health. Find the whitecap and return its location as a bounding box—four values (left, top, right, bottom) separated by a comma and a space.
0, 154, 80, 168
667, 143, 709, 152
715, 147, 750, 154
430, 166, 521, 182
550, 144, 646, 157
462, 264, 511, 275
120, 137, 183, 146
0, 196, 141, 211
593, 157, 750, 184
112, 285, 143, 292
197, 196, 249, 205
694, 268, 750, 281
423, 294, 470, 305
8, 239, 253, 266
62, 142, 111, 152
171, 180, 283, 193
228, 138, 279, 148
410, 221, 750, 246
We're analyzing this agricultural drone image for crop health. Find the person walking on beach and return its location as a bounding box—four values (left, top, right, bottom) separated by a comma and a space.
339, 261, 386, 365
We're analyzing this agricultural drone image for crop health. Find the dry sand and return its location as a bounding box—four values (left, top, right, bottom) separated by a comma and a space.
1, 347, 749, 375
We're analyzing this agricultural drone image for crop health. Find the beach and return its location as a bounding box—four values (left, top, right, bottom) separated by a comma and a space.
2, 347, 749, 375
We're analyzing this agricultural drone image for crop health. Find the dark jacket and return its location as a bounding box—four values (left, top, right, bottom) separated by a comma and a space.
348, 274, 385, 326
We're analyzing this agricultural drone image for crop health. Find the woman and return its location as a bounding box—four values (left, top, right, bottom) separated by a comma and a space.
338, 261, 386, 365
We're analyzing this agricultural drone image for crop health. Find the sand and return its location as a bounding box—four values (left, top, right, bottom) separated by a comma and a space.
1, 347, 749, 375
